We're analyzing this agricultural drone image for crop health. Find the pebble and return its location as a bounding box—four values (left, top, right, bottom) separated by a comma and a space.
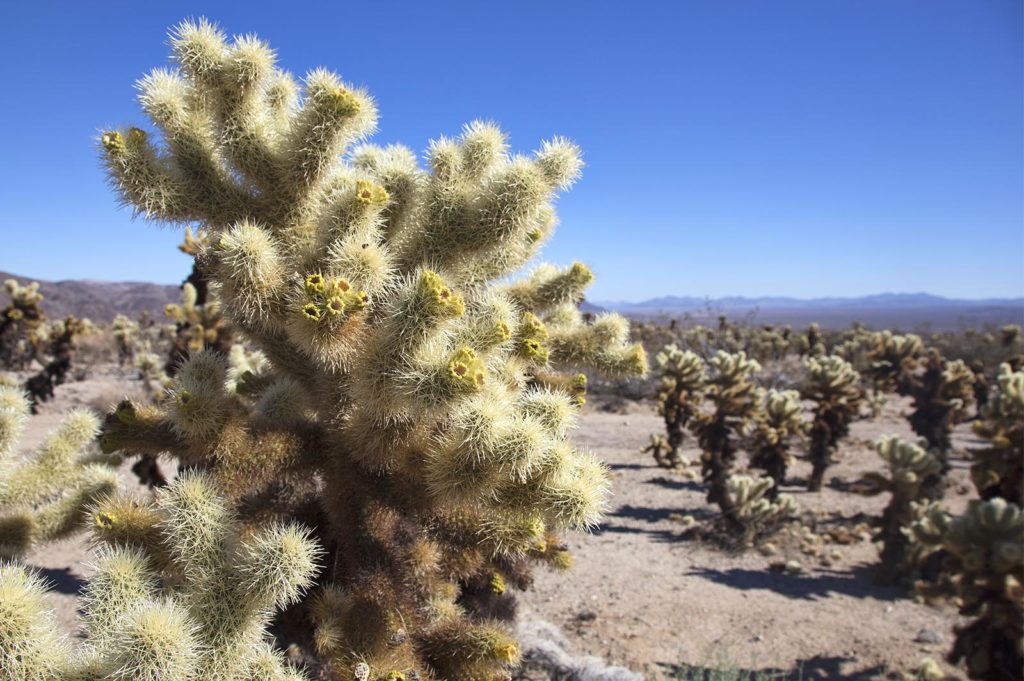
914, 629, 942, 644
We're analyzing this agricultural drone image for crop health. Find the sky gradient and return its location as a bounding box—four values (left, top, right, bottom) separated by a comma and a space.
1, 1, 1021, 301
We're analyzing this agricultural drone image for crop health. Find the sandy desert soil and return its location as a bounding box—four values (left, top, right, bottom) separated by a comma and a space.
16, 369, 976, 680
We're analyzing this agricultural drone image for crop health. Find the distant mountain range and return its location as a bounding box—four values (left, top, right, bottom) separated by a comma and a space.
2, 270, 1021, 330
591, 293, 1024, 331
596, 293, 1024, 313
0, 271, 180, 323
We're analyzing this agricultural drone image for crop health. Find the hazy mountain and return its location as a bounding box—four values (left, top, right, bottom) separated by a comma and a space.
0, 271, 181, 323
595, 293, 1024, 330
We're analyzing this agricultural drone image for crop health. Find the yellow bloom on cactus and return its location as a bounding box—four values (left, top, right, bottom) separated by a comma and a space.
330, 277, 351, 295
419, 270, 465, 317
448, 346, 486, 391
385, 672, 405, 681
94, 512, 117, 530
349, 290, 369, 312
355, 179, 389, 206
325, 296, 346, 316
328, 86, 361, 115
489, 571, 506, 595
305, 273, 326, 295
496, 321, 512, 342
493, 642, 520, 664
101, 130, 124, 153
302, 303, 322, 321
521, 312, 549, 341
7, 308, 23, 320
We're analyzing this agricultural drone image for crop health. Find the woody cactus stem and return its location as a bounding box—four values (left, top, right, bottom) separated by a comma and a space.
97, 19, 645, 681
693, 351, 760, 531
646, 344, 704, 468
802, 355, 866, 492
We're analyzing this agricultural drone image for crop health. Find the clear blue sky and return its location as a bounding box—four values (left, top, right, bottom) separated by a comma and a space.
1, 1, 1021, 300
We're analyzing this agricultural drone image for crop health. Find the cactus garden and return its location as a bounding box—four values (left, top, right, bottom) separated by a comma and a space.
2, 6, 1022, 681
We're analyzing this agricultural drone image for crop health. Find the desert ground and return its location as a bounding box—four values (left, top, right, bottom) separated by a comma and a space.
14, 363, 976, 681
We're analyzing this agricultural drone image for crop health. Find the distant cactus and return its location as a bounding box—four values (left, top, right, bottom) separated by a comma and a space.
692, 351, 762, 532
91, 18, 645, 680
970, 363, 1023, 505
23, 316, 91, 412
0, 385, 119, 558
749, 388, 806, 499
859, 436, 942, 583
801, 355, 866, 492
645, 344, 704, 468
865, 331, 922, 394
0, 279, 45, 370
111, 313, 142, 367
725, 474, 797, 532
164, 280, 234, 375
905, 349, 975, 498
0, 471, 319, 679
913, 498, 1023, 681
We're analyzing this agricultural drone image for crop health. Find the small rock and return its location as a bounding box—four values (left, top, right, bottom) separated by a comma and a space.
751, 634, 764, 643
758, 542, 777, 557
783, 560, 804, 575
575, 609, 597, 622
914, 629, 942, 644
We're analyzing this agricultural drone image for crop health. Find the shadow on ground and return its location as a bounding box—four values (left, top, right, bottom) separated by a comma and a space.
35, 566, 86, 595
687, 564, 905, 602
656, 654, 887, 680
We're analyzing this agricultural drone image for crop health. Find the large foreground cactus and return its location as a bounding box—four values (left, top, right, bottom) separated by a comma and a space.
94, 18, 644, 680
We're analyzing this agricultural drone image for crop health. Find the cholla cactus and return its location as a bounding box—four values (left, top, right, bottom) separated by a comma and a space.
915, 498, 1023, 680
692, 351, 761, 532
906, 349, 975, 454
644, 344, 704, 468
0, 279, 45, 369
94, 19, 645, 680
111, 313, 141, 367
0, 385, 119, 558
859, 436, 942, 583
23, 315, 91, 412
971, 363, 1024, 505
164, 281, 234, 374
865, 331, 923, 394
905, 349, 975, 499
749, 389, 806, 499
0, 471, 319, 680
725, 474, 797, 533
801, 355, 866, 492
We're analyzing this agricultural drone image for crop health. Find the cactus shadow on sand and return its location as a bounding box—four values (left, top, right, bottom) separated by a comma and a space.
686, 565, 902, 602
33, 565, 87, 596
659, 654, 885, 680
